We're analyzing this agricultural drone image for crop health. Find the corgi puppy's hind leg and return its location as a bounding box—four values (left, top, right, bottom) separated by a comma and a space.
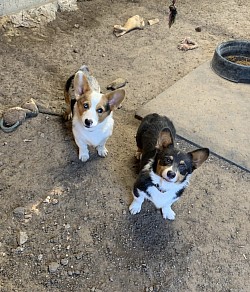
135, 147, 142, 160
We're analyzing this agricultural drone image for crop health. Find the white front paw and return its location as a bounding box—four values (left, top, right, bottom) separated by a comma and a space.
162, 208, 176, 220
79, 151, 89, 162
129, 201, 142, 215
97, 145, 108, 157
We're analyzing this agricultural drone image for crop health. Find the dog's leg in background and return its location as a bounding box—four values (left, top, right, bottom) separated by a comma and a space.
129, 191, 145, 215
135, 147, 142, 160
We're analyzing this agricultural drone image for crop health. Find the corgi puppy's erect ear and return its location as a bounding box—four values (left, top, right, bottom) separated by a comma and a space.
106, 89, 125, 110
156, 128, 174, 149
189, 148, 209, 170
74, 71, 91, 100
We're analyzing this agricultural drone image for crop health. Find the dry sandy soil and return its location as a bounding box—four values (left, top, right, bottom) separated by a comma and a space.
0, 0, 249, 291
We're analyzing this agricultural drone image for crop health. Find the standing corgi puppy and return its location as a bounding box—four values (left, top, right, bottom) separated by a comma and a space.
129, 113, 209, 220
64, 65, 125, 162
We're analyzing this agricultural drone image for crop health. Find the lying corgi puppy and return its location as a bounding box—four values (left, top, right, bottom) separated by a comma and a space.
129, 113, 209, 220
64, 65, 125, 162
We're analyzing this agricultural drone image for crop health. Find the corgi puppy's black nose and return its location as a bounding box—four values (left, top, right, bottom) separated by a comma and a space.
167, 170, 176, 179
85, 119, 93, 127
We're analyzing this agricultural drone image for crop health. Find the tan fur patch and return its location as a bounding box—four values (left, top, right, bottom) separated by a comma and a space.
156, 163, 170, 178
156, 161, 185, 184
77, 92, 93, 117
97, 94, 111, 123
75, 92, 112, 122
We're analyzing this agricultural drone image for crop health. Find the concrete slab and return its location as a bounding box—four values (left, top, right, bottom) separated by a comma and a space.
136, 61, 250, 171
0, 0, 52, 16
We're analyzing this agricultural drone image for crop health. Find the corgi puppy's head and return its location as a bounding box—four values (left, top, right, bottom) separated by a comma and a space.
155, 128, 209, 183
74, 70, 125, 129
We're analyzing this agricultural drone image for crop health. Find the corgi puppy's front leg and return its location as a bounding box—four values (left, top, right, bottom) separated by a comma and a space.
96, 140, 109, 157
72, 130, 90, 162
79, 145, 89, 162
129, 189, 145, 215
161, 205, 176, 220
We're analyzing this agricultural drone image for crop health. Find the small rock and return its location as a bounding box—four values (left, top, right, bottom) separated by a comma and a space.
68, 270, 73, 276
38, 254, 43, 261
17, 231, 28, 245
195, 26, 202, 32
13, 207, 25, 218
74, 24, 80, 29
43, 196, 50, 203
75, 252, 83, 260
74, 270, 80, 275
15, 246, 24, 253
52, 187, 64, 196
106, 78, 127, 90
52, 198, 59, 205
61, 258, 69, 266
148, 18, 159, 25
48, 262, 60, 273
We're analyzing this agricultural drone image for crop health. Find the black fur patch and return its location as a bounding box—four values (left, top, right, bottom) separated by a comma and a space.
133, 168, 154, 197
65, 74, 75, 93
176, 187, 185, 198
105, 102, 111, 113
71, 99, 76, 114
136, 113, 176, 170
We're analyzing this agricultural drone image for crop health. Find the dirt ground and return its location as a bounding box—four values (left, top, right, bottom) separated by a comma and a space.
0, 0, 250, 291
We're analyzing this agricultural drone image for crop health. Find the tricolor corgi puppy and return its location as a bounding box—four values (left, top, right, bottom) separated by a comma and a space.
64, 65, 125, 162
129, 113, 209, 220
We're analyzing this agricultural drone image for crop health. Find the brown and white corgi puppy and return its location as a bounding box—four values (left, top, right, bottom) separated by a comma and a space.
64, 65, 125, 162
129, 113, 209, 220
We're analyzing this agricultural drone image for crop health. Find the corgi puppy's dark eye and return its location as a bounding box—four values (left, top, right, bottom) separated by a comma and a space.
164, 156, 172, 165
83, 103, 89, 109
97, 108, 103, 114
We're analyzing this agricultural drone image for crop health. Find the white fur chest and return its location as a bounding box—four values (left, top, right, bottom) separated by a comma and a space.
72, 113, 114, 147
145, 172, 191, 209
